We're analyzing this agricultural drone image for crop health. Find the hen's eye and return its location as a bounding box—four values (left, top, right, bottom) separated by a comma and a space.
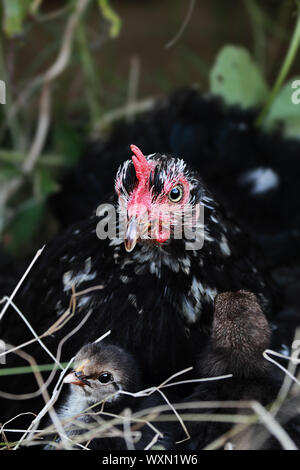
168, 185, 183, 203
98, 372, 114, 384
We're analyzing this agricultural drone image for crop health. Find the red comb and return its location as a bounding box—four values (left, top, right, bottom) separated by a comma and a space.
130, 144, 150, 182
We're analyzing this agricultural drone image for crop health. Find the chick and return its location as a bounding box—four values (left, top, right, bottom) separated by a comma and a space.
46, 343, 173, 450
202, 289, 271, 378
179, 290, 282, 450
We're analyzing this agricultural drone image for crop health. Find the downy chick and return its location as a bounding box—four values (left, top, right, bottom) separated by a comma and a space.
179, 290, 282, 450
46, 342, 173, 450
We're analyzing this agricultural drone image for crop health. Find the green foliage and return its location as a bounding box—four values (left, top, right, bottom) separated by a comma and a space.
210, 4, 300, 137
210, 45, 269, 108
98, 0, 121, 38
2, 0, 32, 37
0, 361, 69, 376
0, 162, 21, 182
38, 168, 60, 197
5, 198, 45, 251
262, 78, 300, 138
2, 168, 59, 251
53, 122, 85, 168
29, 0, 44, 16
255, 3, 300, 129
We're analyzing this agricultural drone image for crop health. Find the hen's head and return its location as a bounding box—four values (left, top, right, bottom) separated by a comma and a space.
115, 145, 205, 252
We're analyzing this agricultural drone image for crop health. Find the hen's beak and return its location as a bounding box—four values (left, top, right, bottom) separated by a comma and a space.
124, 216, 139, 252
125, 215, 151, 252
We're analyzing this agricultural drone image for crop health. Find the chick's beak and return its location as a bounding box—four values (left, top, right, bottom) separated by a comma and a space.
63, 361, 90, 387
63, 371, 88, 387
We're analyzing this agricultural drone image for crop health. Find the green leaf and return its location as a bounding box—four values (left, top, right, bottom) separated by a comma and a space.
0, 164, 21, 234
0, 362, 70, 377
54, 122, 84, 168
2, 0, 31, 37
5, 199, 45, 250
98, 0, 121, 38
0, 163, 21, 183
38, 169, 60, 197
210, 45, 269, 108
262, 78, 300, 139
29, 0, 44, 15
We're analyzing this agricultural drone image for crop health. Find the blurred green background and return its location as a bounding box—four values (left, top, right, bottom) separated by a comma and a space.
0, 0, 299, 256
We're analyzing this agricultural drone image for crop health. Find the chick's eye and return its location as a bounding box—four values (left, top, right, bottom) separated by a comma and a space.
168, 185, 183, 203
98, 372, 114, 384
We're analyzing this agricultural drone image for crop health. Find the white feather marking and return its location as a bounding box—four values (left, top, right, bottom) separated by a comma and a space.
219, 234, 231, 256
63, 257, 97, 292
205, 287, 218, 302
240, 167, 279, 194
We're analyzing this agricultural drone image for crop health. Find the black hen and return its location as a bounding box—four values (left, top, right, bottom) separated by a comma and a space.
49, 89, 300, 325
1, 146, 273, 428
51, 88, 300, 271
